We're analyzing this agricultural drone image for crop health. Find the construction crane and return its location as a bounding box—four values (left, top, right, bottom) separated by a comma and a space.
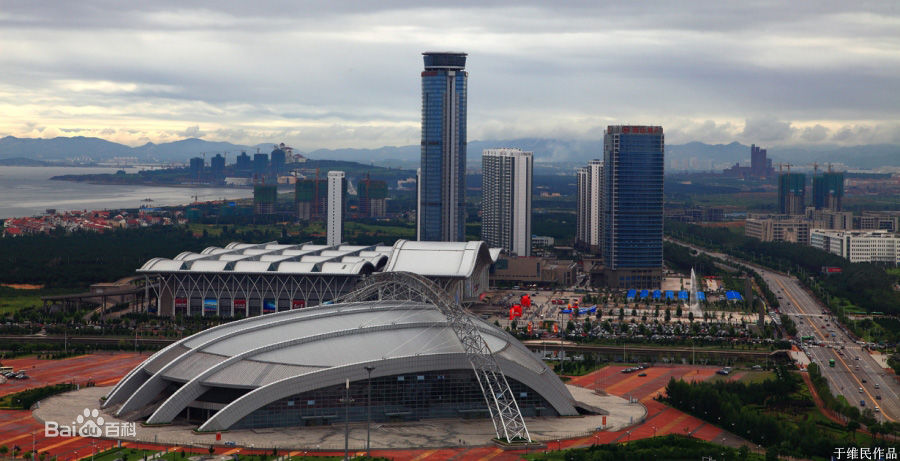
777, 162, 793, 173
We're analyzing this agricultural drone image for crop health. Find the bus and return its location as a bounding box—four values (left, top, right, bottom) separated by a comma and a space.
801, 335, 815, 342
829, 359, 836, 367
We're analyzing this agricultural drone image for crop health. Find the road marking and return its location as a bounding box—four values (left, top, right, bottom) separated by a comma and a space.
411, 449, 437, 460
774, 276, 895, 423
478, 448, 503, 461
0, 432, 31, 447
39, 436, 84, 453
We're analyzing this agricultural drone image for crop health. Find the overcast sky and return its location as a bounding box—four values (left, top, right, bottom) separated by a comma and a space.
1, 1, 898, 150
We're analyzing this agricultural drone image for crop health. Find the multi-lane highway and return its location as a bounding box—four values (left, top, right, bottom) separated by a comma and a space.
668, 238, 899, 422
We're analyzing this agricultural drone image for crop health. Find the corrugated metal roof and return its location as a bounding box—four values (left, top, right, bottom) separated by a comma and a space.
137, 241, 502, 277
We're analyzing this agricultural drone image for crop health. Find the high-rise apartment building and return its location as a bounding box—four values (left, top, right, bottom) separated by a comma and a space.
326, 171, 346, 246
481, 148, 533, 256
575, 159, 603, 253
189, 157, 204, 181
253, 153, 269, 178
270, 146, 286, 174
210, 154, 225, 180
778, 173, 806, 215
418, 52, 467, 242
235, 152, 251, 171
812, 172, 844, 211
601, 125, 664, 289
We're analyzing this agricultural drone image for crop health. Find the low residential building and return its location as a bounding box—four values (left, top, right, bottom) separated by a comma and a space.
806, 208, 853, 230
745, 215, 811, 245
809, 230, 900, 265
490, 255, 577, 287
855, 212, 899, 232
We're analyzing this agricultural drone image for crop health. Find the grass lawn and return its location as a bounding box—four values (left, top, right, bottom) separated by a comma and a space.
707, 370, 775, 385
0, 287, 70, 316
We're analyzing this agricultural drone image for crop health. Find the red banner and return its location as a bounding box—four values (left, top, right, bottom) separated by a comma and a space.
292, 299, 306, 309
174, 297, 187, 308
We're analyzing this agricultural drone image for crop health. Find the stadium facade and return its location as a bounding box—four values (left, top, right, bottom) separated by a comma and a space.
104, 274, 578, 435
138, 240, 500, 317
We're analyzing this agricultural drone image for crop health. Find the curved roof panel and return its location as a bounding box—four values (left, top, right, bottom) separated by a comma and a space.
107, 300, 576, 429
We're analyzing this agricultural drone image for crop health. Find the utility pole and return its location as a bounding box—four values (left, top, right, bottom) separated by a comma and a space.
364, 366, 375, 457
342, 378, 353, 461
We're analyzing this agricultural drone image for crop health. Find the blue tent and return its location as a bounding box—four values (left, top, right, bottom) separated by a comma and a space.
561, 308, 573, 314
626, 289, 637, 299
697, 291, 706, 301
726, 291, 744, 301
640, 289, 649, 299
579, 305, 597, 314
652, 290, 662, 299
665, 291, 675, 300
678, 291, 689, 300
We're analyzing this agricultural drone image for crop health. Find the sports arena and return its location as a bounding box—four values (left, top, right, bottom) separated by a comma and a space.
138, 239, 499, 316
102, 272, 579, 442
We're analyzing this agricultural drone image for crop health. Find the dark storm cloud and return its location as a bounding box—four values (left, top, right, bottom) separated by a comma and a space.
0, 1, 897, 147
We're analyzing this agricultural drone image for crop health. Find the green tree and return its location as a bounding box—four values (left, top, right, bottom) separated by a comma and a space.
846, 420, 860, 442
738, 445, 749, 460
676, 305, 683, 318
688, 311, 694, 323
765, 446, 779, 461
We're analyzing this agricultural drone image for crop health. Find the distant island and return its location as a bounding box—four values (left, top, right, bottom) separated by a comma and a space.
50, 158, 416, 188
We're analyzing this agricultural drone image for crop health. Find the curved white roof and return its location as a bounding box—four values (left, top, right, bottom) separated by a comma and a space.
136, 241, 501, 279
384, 240, 498, 278
104, 300, 576, 430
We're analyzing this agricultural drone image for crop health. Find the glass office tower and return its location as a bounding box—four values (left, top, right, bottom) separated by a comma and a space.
418, 52, 468, 242
601, 125, 665, 289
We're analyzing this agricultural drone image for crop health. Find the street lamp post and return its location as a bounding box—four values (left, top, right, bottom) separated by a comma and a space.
342, 379, 351, 461
364, 366, 375, 458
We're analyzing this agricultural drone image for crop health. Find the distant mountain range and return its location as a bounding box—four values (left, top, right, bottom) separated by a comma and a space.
1, 135, 899, 170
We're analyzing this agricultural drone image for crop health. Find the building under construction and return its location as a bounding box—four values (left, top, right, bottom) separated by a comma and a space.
778, 172, 806, 215
295, 179, 327, 220
253, 185, 277, 215
358, 178, 388, 218
813, 171, 844, 211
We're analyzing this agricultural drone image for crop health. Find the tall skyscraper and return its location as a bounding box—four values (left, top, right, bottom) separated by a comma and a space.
750, 144, 771, 178
576, 159, 603, 253
601, 125, 664, 289
326, 171, 346, 246
481, 148, 533, 256
778, 173, 806, 215
418, 52, 467, 242
813, 172, 844, 211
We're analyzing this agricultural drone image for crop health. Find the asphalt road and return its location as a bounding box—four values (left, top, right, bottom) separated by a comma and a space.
668, 238, 899, 423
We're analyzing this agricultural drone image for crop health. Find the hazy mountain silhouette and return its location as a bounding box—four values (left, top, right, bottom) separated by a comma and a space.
1, 135, 898, 169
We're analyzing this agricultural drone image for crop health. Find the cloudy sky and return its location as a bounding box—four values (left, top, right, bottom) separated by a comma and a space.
1, 1, 898, 150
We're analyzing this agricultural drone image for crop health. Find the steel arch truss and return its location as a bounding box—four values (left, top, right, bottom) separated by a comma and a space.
339, 271, 530, 443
